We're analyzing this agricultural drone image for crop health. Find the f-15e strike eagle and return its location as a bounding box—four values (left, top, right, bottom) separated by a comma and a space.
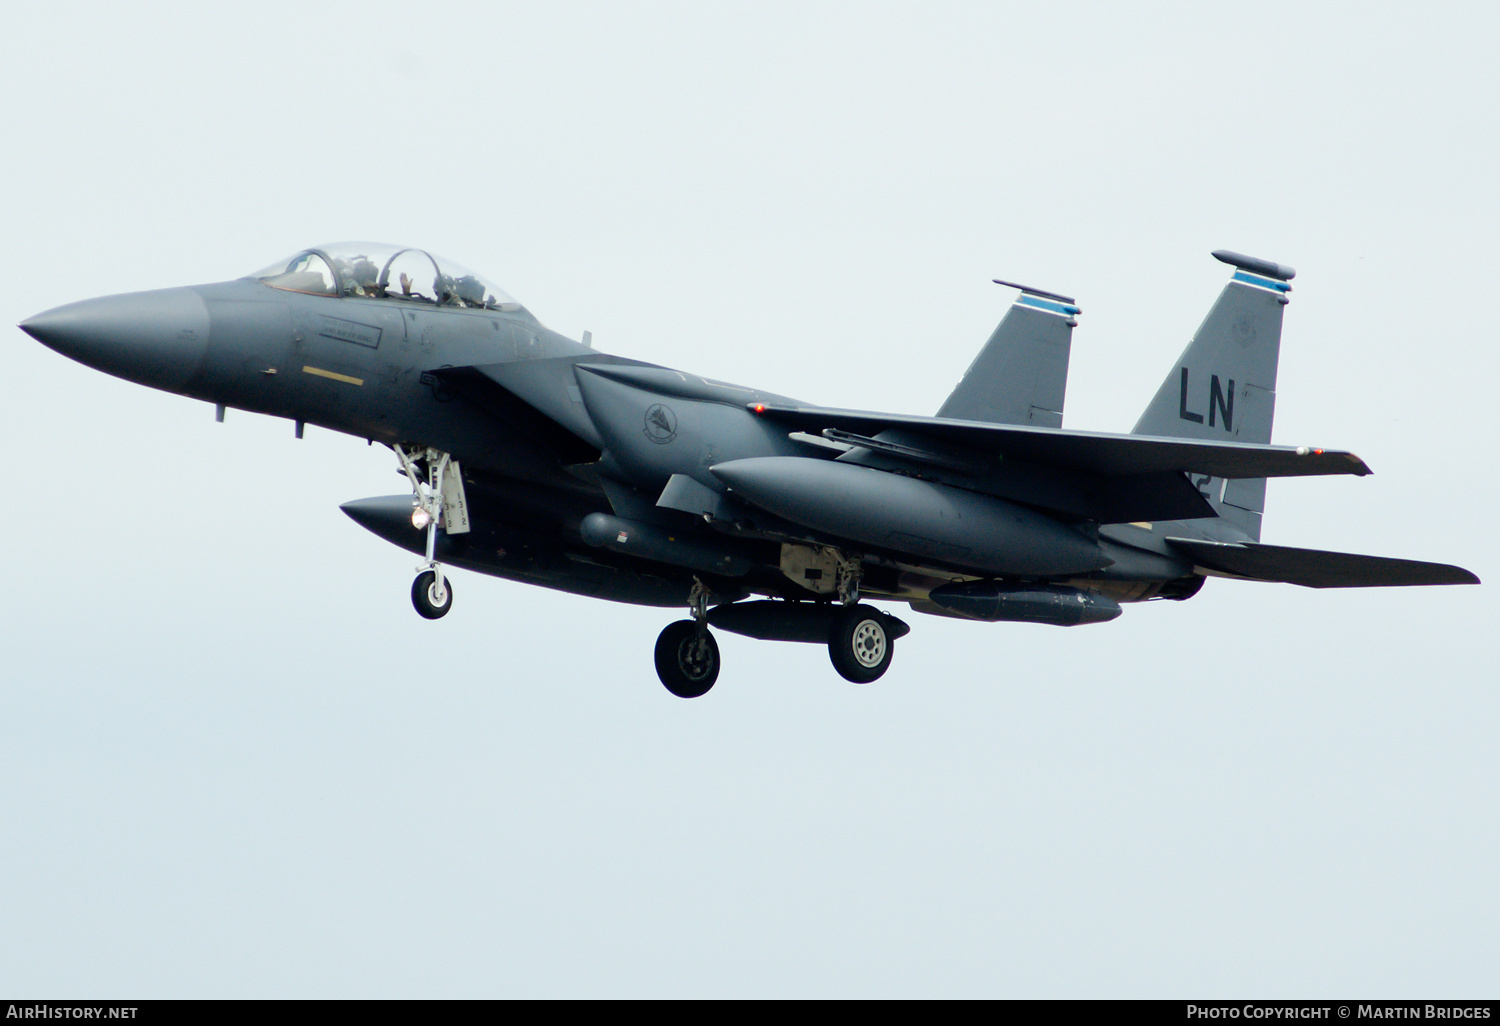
21, 245, 1478, 697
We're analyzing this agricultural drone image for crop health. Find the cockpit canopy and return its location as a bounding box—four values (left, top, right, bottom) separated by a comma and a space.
253, 242, 525, 313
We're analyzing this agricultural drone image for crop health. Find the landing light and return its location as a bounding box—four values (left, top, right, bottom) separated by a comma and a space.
411, 507, 432, 530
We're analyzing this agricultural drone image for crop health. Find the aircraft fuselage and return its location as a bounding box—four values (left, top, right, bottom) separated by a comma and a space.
22, 243, 1475, 697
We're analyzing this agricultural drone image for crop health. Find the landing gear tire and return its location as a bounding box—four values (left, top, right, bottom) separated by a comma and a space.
655, 620, 720, 698
411, 570, 453, 619
829, 604, 893, 683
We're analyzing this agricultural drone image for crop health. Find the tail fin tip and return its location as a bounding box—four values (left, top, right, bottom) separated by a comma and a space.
1211, 249, 1296, 282
992, 278, 1079, 308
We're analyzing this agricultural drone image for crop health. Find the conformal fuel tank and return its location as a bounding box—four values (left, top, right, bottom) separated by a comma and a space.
709, 456, 1108, 577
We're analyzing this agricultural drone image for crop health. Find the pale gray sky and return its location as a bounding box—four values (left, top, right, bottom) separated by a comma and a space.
2, 0, 1496, 997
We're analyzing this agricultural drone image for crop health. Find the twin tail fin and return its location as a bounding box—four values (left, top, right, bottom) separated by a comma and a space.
1131, 250, 1297, 541
937, 281, 1079, 428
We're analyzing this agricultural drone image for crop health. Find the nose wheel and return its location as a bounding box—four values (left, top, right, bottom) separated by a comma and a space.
412, 569, 453, 619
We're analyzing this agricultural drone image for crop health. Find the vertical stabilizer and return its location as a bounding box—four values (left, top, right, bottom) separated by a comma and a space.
937, 282, 1079, 428
1132, 251, 1295, 541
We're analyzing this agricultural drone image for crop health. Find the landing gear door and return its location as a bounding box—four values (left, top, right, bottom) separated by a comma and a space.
439, 461, 471, 534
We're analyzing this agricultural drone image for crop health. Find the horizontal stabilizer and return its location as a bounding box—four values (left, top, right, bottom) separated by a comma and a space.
749, 404, 1370, 480
1166, 538, 1479, 588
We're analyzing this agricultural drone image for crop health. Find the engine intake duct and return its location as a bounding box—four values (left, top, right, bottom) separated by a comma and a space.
925, 581, 1122, 626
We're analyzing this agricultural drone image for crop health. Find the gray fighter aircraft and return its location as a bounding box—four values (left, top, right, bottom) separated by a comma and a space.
20, 244, 1478, 697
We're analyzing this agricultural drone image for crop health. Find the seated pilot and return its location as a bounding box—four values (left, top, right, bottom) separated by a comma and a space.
348, 257, 381, 297
454, 275, 487, 308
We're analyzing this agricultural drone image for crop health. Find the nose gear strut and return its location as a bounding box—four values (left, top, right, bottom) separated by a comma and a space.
395, 444, 468, 618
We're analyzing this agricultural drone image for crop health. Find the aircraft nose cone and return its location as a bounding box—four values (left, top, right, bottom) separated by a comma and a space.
20, 286, 211, 393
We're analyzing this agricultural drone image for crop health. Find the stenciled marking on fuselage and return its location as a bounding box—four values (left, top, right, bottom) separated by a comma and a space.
1178, 367, 1233, 431
302, 365, 365, 386
318, 316, 382, 348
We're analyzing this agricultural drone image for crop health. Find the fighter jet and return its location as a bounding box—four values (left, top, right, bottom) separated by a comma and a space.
20, 243, 1478, 697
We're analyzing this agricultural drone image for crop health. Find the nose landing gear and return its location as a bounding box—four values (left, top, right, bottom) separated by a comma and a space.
395, 444, 468, 620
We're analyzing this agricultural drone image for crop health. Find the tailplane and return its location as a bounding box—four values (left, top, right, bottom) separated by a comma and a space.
1132, 251, 1296, 541
1165, 538, 1479, 588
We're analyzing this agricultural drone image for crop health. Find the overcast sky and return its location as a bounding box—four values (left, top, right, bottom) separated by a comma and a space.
2, 0, 1496, 998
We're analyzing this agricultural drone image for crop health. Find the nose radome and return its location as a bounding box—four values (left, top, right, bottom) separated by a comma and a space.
20, 286, 211, 393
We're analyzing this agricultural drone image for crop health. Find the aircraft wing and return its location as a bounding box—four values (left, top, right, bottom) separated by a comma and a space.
1166, 538, 1479, 587
748, 404, 1371, 480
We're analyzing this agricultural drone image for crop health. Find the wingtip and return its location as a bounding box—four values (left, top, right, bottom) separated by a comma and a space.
1295, 447, 1372, 475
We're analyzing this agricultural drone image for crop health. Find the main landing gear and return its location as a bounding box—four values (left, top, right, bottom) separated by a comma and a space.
655, 579, 720, 698
827, 604, 895, 684
652, 570, 898, 698
395, 444, 468, 620
655, 620, 720, 698
824, 555, 894, 684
